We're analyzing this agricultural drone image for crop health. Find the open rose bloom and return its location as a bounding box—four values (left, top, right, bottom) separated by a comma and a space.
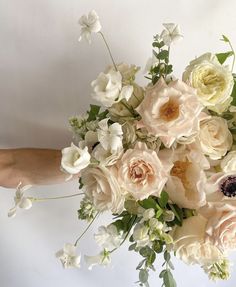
15, 12, 235, 287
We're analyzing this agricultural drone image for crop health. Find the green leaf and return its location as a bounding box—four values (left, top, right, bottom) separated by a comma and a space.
168, 261, 175, 270
155, 208, 163, 219
139, 246, 152, 258
112, 220, 124, 232
164, 250, 171, 262
87, 104, 100, 121
230, 81, 236, 106
129, 243, 137, 251
158, 191, 169, 209
153, 41, 165, 48
97, 109, 109, 120
169, 204, 183, 224
221, 34, 230, 42
163, 270, 176, 287
136, 259, 146, 270
139, 269, 149, 284
156, 50, 169, 60
79, 177, 84, 189
153, 240, 164, 253
159, 269, 167, 278
146, 250, 156, 266
216, 51, 234, 64
139, 197, 157, 210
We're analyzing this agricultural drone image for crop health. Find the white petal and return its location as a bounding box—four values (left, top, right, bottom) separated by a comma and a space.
119, 85, 133, 101
19, 198, 32, 210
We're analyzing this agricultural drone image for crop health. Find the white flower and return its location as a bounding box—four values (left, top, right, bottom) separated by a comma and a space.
97, 119, 123, 153
78, 10, 101, 44
55, 243, 81, 269
160, 23, 183, 46
149, 218, 164, 231
82, 165, 125, 214
221, 151, 236, 172
133, 223, 150, 247
199, 117, 232, 160
91, 69, 133, 108
84, 249, 111, 270
94, 224, 123, 250
8, 182, 33, 218
141, 208, 155, 222
61, 143, 91, 174
92, 144, 123, 166
183, 53, 234, 114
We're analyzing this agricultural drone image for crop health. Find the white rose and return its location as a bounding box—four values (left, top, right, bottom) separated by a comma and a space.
61, 143, 91, 174
171, 215, 223, 265
199, 117, 232, 160
183, 53, 234, 114
117, 142, 169, 200
221, 151, 236, 172
82, 165, 125, 214
91, 70, 133, 108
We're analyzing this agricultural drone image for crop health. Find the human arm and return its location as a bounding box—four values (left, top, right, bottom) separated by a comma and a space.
0, 148, 68, 188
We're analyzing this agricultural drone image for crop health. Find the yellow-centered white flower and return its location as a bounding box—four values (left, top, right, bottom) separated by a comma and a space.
78, 10, 101, 44
61, 143, 91, 174
183, 53, 234, 114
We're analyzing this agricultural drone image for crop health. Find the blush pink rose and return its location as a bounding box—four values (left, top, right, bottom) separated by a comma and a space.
136, 78, 203, 147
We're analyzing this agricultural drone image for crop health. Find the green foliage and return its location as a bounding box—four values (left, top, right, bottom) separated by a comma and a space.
230, 80, 236, 106
221, 34, 230, 43
160, 251, 176, 287
216, 51, 234, 64
139, 197, 158, 210
87, 104, 101, 121
158, 191, 169, 209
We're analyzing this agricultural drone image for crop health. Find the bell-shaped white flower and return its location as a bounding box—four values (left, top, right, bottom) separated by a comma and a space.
61, 143, 91, 175
55, 243, 81, 269
8, 182, 33, 218
160, 23, 183, 46
97, 119, 123, 153
78, 10, 101, 44
84, 249, 111, 270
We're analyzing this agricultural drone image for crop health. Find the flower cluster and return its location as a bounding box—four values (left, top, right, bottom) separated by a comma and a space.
8, 10, 236, 287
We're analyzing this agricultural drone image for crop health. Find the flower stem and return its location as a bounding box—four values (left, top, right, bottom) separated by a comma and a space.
30, 192, 84, 202
74, 212, 99, 246
228, 39, 235, 72
99, 32, 118, 71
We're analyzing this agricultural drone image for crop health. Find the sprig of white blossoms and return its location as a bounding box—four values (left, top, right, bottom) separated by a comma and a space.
8, 182, 33, 218
78, 10, 101, 44
160, 23, 183, 46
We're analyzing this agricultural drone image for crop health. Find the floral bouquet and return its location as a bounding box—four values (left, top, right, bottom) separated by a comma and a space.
9, 10, 236, 287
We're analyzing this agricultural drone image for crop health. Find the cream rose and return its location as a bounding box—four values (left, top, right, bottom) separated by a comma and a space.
116, 142, 169, 200
171, 215, 223, 265
161, 145, 208, 209
136, 78, 203, 147
202, 205, 236, 252
221, 151, 236, 172
183, 53, 234, 114
199, 116, 232, 160
61, 143, 91, 174
82, 165, 125, 214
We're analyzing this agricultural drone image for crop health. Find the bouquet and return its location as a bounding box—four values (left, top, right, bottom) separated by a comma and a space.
9, 10, 236, 287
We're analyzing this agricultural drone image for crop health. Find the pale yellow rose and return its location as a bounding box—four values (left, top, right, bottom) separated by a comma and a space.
183, 53, 234, 114
221, 151, 236, 172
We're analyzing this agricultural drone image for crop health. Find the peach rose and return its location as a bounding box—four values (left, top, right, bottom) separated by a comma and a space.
117, 142, 169, 200
136, 78, 203, 147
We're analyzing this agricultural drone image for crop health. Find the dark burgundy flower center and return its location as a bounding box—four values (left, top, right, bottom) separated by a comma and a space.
220, 176, 236, 197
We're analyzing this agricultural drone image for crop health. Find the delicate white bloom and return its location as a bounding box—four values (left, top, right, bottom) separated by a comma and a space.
163, 210, 175, 222
91, 70, 133, 108
97, 119, 123, 153
78, 10, 101, 44
141, 208, 155, 222
183, 53, 234, 114
133, 223, 150, 247
136, 78, 204, 148
115, 63, 140, 83
199, 117, 232, 160
82, 165, 125, 214
92, 144, 123, 166
84, 249, 111, 270
160, 23, 183, 46
149, 218, 164, 231
8, 182, 33, 218
55, 243, 81, 269
221, 151, 236, 172
61, 143, 91, 174
171, 215, 223, 265
94, 224, 123, 250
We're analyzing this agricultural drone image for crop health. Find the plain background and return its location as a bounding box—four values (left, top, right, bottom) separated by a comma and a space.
1, 0, 236, 286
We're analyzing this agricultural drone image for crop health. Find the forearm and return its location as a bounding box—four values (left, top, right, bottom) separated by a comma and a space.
0, 148, 67, 188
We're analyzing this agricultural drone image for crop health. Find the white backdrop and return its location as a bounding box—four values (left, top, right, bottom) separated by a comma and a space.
1, 0, 236, 286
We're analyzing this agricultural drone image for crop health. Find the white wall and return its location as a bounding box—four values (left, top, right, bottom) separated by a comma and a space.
0, 0, 236, 286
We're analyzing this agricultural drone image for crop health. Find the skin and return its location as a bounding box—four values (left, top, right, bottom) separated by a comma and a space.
0, 149, 68, 188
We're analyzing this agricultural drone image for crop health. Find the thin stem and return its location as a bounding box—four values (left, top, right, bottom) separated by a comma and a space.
228, 40, 235, 72
74, 212, 99, 246
164, 46, 170, 79
99, 32, 118, 71
30, 192, 84, 202
110, 215, 137, 253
